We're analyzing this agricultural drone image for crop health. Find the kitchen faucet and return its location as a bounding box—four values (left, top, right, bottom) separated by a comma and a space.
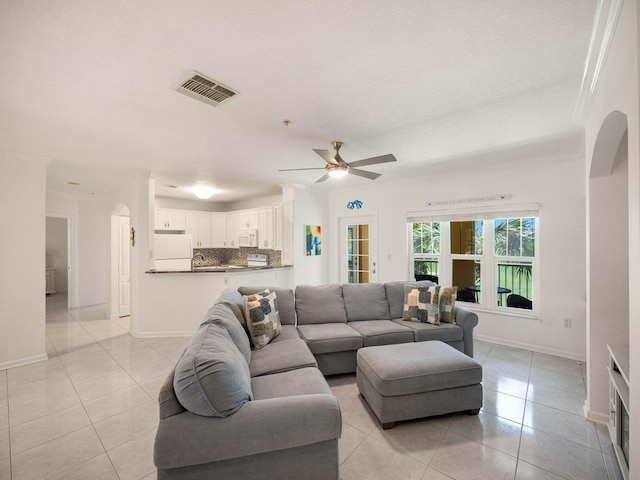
191, 252, 205, 270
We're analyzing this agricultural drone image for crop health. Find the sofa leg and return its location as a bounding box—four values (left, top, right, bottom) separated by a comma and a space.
467, 408, 480, 415
382, 421, 396, 430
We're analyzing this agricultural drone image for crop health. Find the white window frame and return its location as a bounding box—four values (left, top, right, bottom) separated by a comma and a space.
407, 204, 540, 317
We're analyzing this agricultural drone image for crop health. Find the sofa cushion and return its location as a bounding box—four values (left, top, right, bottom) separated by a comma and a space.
249, 338, 318, 377
269, 324, 301, 343
385, 280, 438, 318
297, 323, 363, 354
342, 283, 391, 321
238, 286, 296, 325
392, 318, 463, 343
173, 323, 253, 417
215, 288, 248, 332
251, 366, 333, 400
403, 284, 440, 324
243, 289, 282, 349
438, 286, 458, 324
295, 284, 348, 324
347, 320, 414, 347
201, 303, 251, 364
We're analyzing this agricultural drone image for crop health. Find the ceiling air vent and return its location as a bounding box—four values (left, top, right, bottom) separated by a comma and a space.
176, 71, 238, 107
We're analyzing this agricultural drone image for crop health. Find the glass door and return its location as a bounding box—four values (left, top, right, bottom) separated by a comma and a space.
340, 215, 377, 283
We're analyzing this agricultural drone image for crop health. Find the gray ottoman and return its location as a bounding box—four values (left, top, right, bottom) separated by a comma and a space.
356, 341, 482, 429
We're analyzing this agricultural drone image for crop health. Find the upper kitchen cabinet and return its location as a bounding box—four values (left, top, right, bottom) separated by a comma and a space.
211, 213, 227, 248
273, 203, 283, 250
257, 205, 284, 250
185, 212, 212, 248
257, 207, 274, 249
155, 209, 186, 231
226, 210, 258, 247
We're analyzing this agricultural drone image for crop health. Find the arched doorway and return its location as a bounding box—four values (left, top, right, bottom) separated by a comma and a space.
585, 110, 629, 422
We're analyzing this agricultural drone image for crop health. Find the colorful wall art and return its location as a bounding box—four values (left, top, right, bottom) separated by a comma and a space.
305, 225, 322, 256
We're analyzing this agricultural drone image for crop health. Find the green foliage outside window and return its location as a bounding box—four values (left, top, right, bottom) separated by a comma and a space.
413, 222, 440, 254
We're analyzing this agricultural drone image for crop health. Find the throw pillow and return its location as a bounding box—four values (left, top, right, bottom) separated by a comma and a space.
438, 286, 458, 324
402, 284, 440, 324
243, 289, 281, 349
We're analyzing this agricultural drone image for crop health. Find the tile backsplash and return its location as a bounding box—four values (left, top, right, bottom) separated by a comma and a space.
193, 248, 281, 267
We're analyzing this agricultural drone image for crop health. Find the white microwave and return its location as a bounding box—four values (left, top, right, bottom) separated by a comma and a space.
238, 229, 258, 247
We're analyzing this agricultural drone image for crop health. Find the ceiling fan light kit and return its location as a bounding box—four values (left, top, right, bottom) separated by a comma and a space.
327, 164, 349, 178
279, 141, 397, 183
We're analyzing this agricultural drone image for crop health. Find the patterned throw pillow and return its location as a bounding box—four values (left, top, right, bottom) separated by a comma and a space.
402, 284, 440, 325
438, 286, 457, 324
243, 289, 281, 349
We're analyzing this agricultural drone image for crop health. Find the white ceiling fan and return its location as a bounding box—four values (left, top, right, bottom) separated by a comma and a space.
280, 141, 397, 183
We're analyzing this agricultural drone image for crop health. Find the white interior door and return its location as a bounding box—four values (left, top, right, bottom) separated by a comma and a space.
118, 216, 131, 317
339, 215, 378, 283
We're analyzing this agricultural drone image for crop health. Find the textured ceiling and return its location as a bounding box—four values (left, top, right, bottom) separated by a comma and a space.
0, 0, 597, 202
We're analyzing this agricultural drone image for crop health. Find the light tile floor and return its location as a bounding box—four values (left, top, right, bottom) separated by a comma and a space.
0, 294, 624, 480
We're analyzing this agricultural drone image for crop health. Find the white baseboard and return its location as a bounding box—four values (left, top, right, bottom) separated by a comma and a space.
584, 406, 609, 425
475, 334, 587, 363
0, 353, 49, 371
130, 330, 194, 339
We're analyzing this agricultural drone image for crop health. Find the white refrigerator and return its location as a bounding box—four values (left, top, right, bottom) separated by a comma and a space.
154, 234, 193, 271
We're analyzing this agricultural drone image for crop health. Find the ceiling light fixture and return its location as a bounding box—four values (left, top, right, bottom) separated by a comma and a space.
190, 185, 216, 200
326, 164, 348, 179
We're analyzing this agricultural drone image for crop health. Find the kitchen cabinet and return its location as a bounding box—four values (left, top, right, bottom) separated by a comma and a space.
185, 213, 212, 248
273, 203, 283, 250
155, 209, 186, 231
257, 207, 274, 248
211, 213, 227, 247
226, 213, 240, 247
226, 210, 258, 247
237, 210, 257, 229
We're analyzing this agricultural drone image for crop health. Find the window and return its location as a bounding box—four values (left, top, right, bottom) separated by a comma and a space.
412, 222, 440, 282
410, 214, 538, 314
494, 218, 535, 309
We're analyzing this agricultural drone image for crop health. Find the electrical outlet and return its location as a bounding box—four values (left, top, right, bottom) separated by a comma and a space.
563, 318, 572, 328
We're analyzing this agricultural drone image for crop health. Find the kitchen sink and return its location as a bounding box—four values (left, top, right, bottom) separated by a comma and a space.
192, 264, 245, 271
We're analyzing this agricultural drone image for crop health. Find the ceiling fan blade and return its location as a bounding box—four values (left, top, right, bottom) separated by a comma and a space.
313, 149, 339, 165
349, 168, 381, 180
315, 173, 330, 183
348, 154, 397, 168
279, 167, 325, 172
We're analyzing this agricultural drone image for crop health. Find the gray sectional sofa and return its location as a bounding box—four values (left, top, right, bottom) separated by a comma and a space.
154, 281, 478, 479
243, 281, 478, 375
154, 295, 342, 480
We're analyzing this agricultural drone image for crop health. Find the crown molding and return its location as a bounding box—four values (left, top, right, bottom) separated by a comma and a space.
573, 0, 625, 124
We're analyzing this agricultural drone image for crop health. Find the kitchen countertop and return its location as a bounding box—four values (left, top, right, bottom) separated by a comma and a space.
146, 264, 292, 274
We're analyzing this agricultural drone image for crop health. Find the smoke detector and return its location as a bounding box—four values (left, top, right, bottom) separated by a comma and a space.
176, 71, 238, 107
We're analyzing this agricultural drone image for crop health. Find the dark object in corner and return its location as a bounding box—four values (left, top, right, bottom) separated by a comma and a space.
415, 274, 438, 283
506, 294, 533, 309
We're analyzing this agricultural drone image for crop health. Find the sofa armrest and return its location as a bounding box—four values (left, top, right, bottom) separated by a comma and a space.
454, 306, 478, 358
154, 393, 341, 469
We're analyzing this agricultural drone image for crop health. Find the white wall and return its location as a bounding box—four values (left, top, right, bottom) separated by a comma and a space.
291, 185, 329, 286
326, 154, 587, 359
77, 196, 108, 306
582, 0, 639, 471
0, 151, 48, 369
